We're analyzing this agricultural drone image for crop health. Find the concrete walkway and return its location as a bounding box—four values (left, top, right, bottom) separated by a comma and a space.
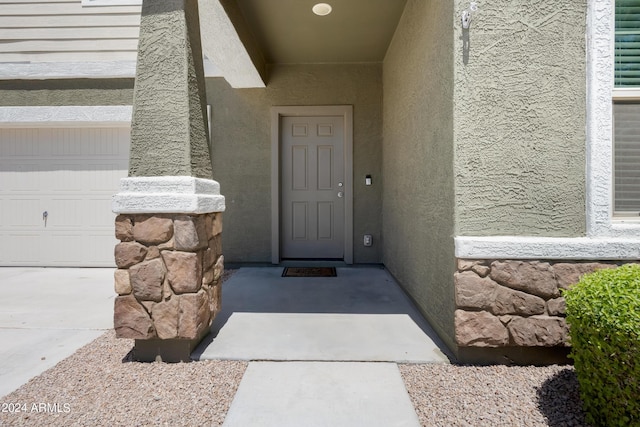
0, 266, 451, 426
195, 267, 451, 427
0, 268, 114, 397
223, 361, 422, 427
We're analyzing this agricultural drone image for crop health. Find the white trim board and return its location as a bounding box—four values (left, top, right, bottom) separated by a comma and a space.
112, 176, 225, 214
0, 59, 222, 80
0, 106, 132, 127
455, 236, 640, 260
82, 0, 141, 6
586, 0, 640, 238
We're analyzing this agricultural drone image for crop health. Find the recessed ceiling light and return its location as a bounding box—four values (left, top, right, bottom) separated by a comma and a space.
312, 3, 332, 16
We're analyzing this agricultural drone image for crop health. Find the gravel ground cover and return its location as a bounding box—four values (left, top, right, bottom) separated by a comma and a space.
1, 269, 591, 426
1, 340, 590, 427
400, 364, 589, 427
0, 331, 247, 427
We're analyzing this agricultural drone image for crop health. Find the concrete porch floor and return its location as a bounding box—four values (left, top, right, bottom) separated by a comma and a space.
0, 266, 451, 426
196, 266, 451, 427
194, 266, 451, 363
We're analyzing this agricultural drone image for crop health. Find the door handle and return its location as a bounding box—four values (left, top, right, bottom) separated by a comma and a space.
43, 211, 48, 227
337, 191, 344, 198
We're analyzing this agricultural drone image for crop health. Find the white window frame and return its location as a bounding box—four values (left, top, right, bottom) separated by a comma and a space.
587, 0, 640, 236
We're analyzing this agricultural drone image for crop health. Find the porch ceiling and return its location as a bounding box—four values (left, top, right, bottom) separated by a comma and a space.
233, 0, 408, 64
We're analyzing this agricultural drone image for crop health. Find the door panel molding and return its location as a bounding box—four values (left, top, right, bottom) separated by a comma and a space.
271, 105, 353, 264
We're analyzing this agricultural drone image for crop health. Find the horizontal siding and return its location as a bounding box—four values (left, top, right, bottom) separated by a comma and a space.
2, 39, 139, 52
0, 0, 141, 63
0, 0, 75, 3
1, 2, 139, 15
2, 27, 140, 39
0, 15, 140, 28
0, 51, 136, 62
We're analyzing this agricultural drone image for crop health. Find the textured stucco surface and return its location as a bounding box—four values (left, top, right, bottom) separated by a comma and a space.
454, 0, 587, 237
382, 0, 456, 352
128, 0, 212, 179
0, 64, 382, 264
208, 64, 383, 264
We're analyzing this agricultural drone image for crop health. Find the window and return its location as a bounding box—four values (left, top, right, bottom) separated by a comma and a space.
614, 0, 640, 217
614, 102, 640, 216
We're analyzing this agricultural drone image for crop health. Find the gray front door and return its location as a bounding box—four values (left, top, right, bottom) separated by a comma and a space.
281, 115, 345, 259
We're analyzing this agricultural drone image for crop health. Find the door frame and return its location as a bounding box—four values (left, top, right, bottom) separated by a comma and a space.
271, 105, 353, 264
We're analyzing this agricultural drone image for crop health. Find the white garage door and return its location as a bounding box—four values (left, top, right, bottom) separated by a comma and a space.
0, 127, 130, 266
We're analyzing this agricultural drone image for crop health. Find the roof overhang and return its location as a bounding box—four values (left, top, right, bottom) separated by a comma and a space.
199, 0, 266, 88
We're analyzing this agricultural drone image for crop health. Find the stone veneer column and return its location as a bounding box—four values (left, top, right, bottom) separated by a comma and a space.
111, 0, 224, 362
113, 178, 224, 362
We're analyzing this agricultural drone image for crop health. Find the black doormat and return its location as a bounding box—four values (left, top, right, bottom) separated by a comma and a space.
282, 267, 337, 277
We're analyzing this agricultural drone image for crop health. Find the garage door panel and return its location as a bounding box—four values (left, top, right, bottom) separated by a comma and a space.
0, 163, 43, 192
44, 198, 83, 228
86, 200, 118, 227
3, 199, 42, 228
47, 234, 84, 264
45, 164, 85, 192
0, 233, 42, 264
0, 127, 129, 266
88, 163, 128, 191
0, 129, 40, 156
87, 128, 130, 156
43, 233, 118, 265
85, 233, 120, 264
50, 129, 84, 157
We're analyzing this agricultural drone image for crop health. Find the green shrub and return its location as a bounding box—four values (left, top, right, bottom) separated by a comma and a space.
563, 264, 640, 427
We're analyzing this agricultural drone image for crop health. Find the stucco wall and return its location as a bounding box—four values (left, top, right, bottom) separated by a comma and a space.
382, 0, 456, 351
208, 64, 383, 263
0, 65, 382, 264
454, 1, 587, 237
128, 0, 212, 179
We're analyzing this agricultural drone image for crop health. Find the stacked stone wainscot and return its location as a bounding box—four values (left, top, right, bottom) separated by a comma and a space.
114, 213, 223, 342
454, 260, 628, 351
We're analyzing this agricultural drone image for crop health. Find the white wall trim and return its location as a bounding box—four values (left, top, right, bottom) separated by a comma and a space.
0, 59, 222, 81
82, 0, 141, 6
0, 106, 133, 128
112, 176, 225, 214
455, 236, 640, 260
0, 61, 138, 80
586, 0, 640, 237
